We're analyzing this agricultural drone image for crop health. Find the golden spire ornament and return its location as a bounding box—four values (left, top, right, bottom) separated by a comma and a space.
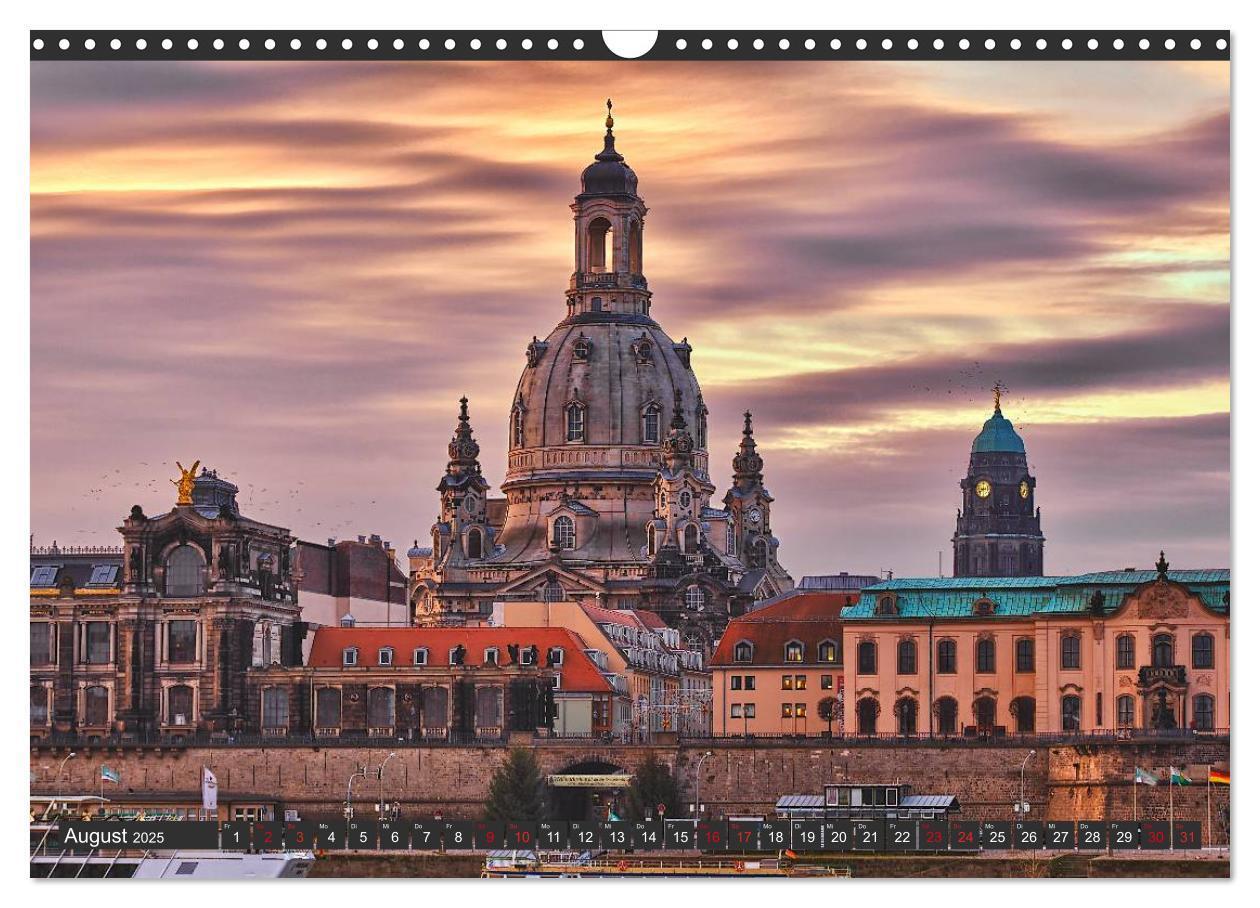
171, 460, 200, 506
993, 382, 1003, 412
605, 98, 614, 132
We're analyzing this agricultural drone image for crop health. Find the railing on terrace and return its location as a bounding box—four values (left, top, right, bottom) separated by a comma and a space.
30, 726, 1228, 749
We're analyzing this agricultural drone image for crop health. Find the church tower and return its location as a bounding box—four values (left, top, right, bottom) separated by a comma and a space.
724, 412, 792, 586
432, 397, 492, 566
952, 386, 1044, 577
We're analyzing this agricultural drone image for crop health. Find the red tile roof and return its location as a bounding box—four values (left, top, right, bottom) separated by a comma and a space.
307, 627, 614, 693
631, 609, 668, 629
711, 591, 854, 667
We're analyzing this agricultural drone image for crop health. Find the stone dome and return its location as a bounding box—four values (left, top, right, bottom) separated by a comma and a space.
580, 134, 639, 197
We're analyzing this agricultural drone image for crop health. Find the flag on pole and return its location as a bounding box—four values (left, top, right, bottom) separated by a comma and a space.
100, 764, 120, 784
202, 767, 218, 811
1208, 769, 1230, 785
1170, 767, 1192, 786
1135, 766, 1158, 786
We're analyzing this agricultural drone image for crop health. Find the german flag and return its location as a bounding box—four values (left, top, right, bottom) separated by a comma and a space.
1209, 769, 1230, 785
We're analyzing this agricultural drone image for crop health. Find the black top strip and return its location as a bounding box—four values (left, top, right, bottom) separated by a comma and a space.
30, 30, 1230, 62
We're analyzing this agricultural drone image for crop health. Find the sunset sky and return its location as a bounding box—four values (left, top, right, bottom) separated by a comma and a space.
30, 59, 1230, 577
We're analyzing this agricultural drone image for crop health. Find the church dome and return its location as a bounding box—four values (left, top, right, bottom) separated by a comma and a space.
971, 407, 1026, 454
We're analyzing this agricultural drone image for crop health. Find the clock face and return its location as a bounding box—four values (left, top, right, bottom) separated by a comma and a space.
975, 480, 992, 499
747, 507, 762, 525
1019, 480, 1030, 499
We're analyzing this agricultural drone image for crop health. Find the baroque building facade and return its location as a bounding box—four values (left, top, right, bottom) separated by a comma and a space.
31, 467, 305, 741
411, 105, 793, 645
953, 388, 1045, 577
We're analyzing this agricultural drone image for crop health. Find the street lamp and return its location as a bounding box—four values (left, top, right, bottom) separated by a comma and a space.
345, 763, 368, 824
378, 752, 398, 818
51, 752, 76, 819
693, 750, 713, 820
1015, 749, 1035, 819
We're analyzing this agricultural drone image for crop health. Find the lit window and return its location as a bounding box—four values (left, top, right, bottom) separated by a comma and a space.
784, 640, 804, 663
818, 640, 838, 663
794, 674, 806, 690
553, 517, 576, 550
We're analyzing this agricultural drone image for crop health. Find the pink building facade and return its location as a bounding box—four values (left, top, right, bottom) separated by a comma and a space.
841, 558, 1229, 737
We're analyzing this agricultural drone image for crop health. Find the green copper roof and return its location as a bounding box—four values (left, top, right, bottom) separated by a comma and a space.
846, 570, 1229, 619
971, 407, 1026, 454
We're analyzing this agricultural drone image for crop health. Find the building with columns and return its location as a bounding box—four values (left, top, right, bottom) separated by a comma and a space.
841, 555, 1229, 737
411, 103, 793, 647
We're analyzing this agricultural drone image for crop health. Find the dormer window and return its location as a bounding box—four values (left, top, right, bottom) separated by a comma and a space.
88, 564, 119, 586
972, 598, 996, 616
552, 516, 576, 551
378, 647, 394, 666
520, 647, 537, 666
484, 647, 499, 666
342, 647, 358, 667
548, 646, 565, 666
785, 640, 805, 663
413, 647, 428, 666
31, 565, 59, 587
734, 641, 754, 663
876, 595, 898, 616
819, 640, 838, 663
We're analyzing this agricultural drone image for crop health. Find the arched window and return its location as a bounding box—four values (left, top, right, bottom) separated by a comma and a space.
1061, 694, 1081, 732
646, 525, 657, 556
1152, 634, 1174, 668
897, 639, 917, 675
1015, 638, 1035, 673
818, 640, 838, 663
895, 697, 918, 736
1192, 633, 1214, 669
684, 585, 706, 611
628, 219, 642, 273
167, 684, 194, 725
784, 640, 804, 663
1116, 694, 1135, 728
1192, 694, 1215, 731
1115, 634, 1135, 669
1012, 696, 1036, 733
750, 538, 767, 568
857, 698, 879, 736
262, 687, 289, 728
936, 696, 958, 735
1061, 634, 1082, 670
937, 639, 957, 674
976, 637, 996, 673
552, 516, 576, 550
315, 687, 341, 729
876, 595, 898, 616
368, 687, 395, 728
165, 545, 205, 597
586, 217, 612, 272
974, 696, 997, 733
84, 685, 109, 726
683, 524, 700, 554
542, 580, 566, 602
466, 528, 483, 559
857, 641, 877, 674
642, 404, 661, 444
726, 522, 735, 555
696, 409, 708, 449
510, 406, 525, 449
565, 403, 586, 443
733, 641, 754, 663
30, 685, 49, 725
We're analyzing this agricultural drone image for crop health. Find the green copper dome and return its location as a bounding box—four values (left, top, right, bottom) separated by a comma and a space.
971, 407, 1026, 454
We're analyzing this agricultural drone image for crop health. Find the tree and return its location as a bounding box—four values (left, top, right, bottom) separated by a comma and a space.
484, 746, 546, 821
626, 753, 682, 820
818, 697, 841, 737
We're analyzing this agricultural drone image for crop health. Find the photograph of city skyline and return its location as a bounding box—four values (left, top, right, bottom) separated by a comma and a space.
30, 44, 1230, 881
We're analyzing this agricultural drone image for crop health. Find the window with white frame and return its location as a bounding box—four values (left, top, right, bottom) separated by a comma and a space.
378, 647, 394, 666
413, 647, 429, 666
343, 647, 358, 667
565, 403, 586, 442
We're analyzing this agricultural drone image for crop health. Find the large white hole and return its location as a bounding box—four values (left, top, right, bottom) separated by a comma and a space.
603, 30, 658, 58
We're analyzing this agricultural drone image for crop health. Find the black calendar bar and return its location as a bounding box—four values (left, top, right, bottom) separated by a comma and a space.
55, 819, 1209, 854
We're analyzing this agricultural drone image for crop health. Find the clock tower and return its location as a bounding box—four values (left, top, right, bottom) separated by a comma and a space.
952, 387, 1045, 577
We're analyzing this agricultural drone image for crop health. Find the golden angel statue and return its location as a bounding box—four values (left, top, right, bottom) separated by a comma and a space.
171, 460, 200, 505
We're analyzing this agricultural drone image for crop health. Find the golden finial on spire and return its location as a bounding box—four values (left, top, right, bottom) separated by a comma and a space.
605, 98, 614, 132
992, 382, 1003, 412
